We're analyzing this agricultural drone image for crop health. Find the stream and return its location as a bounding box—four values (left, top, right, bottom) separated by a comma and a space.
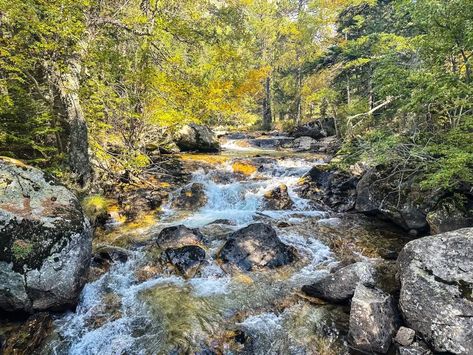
41, 136, 406, 355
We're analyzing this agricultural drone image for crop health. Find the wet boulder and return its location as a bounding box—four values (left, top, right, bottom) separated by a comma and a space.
0, 158, 92, 313
299, 165, 358, 212
262, 184, 294, 210
218, 223, 297, 272
398, 228, 473, 354
90, 245, 131, 278
248, 136, 294, 149
175, 124, 220, 152
302, 262, 375, 303
349, 284, 400, 354
165, 245, 206, 278
154, 225, 205, 249
119, 188, 165, 220
171, 183, 208, 210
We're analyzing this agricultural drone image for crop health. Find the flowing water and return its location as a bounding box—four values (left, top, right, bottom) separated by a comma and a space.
37, 137, 406, 355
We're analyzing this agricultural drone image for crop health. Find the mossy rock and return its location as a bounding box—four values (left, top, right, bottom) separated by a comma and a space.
0, 157, 92, 313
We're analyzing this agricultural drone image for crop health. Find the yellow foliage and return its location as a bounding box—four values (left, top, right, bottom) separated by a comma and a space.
82, 195, 110, 221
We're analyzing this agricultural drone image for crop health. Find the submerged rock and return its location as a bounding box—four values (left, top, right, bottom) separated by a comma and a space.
175, 124, 220, 152
171, 183, 208, 210
232, 160, 258, 176
262, 184, 294, 210
200, 221, 236, 241
154, 225, 204, 249
165, 245, 206, 278
398, 341, 433, 355
398, 228, 473, 354
0, 158, 92, 313
217, 223, 297, 272
302, 262, 375, 302
349, 284, 399, 354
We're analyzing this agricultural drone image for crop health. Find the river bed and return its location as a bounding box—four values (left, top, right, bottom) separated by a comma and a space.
7, 138, 408, 354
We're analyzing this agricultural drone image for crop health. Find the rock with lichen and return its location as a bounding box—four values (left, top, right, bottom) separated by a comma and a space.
398, 228, 473, 354
0, 157, 92, 313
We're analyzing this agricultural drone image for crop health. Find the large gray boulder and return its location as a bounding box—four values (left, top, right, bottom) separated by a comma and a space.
0, 158, 92, 313
218, 223, 297, 272
398, 228, 473, 354
302, 262, 375, 302
349, 284, 400, 353
175, 124, 220, 152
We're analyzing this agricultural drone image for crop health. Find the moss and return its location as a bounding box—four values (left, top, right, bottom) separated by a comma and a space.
180, 153, 230, 165
232, 161, 257, 176
82, 195, 110, 222
11, 240, 33, 260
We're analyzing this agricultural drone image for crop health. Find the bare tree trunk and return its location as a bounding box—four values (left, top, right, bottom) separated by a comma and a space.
295, 0, 304, 126
262, 76, 272, 131
295, 67, 302, 125
49, 57, 91, 187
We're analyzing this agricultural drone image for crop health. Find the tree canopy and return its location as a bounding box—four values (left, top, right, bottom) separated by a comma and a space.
1, 0, 471, 188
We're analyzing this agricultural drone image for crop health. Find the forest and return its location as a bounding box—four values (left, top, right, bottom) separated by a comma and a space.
0, 1, 472, 354
1, 0, 471, 189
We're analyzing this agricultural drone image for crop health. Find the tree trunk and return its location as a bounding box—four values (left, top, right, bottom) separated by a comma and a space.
262, 76, 272, 131
295, 66, 302, 125
49, 57, 91, 187
295, 0, 304, 126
